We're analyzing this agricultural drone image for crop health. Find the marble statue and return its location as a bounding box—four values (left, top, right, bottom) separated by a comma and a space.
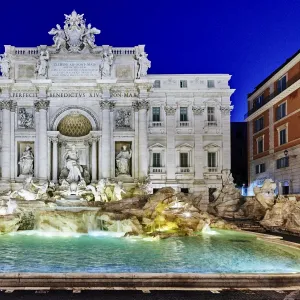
10, 176, 48, 201
100, 49, 114, 78
48, 24, 66, 51
48, 11, 101, 53
18, 108, 34, 129
116, 145, 132, 176
63, 145, 83, 183
36, 50, 49, 78
0, 53, 11, 78
0, 199, 18, 216
87, 179, 109, 202
18, 145, 34, 176
112, 181, 126, 201
82, 23, 101, 48
115, 109, 131, 128
136, 52, 151, 79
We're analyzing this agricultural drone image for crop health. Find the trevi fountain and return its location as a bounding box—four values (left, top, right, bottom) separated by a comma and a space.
0, 11, 299, 283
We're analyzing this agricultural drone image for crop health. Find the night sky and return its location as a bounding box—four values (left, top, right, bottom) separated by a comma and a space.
1, 0, 300, 121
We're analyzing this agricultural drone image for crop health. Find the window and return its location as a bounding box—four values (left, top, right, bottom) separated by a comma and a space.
254, 117, 264, 132
153, 153, 161, 167
180, 80, 187, 88
152, 107, 160, 122
276, 102, 286, 120
279, 128, 287, 145
208, 152, 217, 167
207, 80, 215, 88
180, 153, 188, 167
255, 163, 265, 174
153, 80, 161, 88
180, 107, 188, 121
277, 157, 289, 169
277, 75, 287, 93
257, 137, 264, 153
253, 94, 264, 108
181, 188, 189, 194
207, 107, 215, 122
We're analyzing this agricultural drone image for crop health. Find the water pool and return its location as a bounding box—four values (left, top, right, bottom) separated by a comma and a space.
0, 230, 300, 274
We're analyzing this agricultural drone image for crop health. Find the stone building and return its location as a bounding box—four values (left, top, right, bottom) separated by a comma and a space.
245, 49, 300, 195
0, 11, 234, 202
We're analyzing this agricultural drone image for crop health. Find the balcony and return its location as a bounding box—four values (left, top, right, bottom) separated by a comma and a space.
150, 167, 166, 173
245, 73, 300, 118
178, 121, 190, 127
207, 167, 218, 172
204, 121, 218, 127
176, 167, 194, 173
149, 121, 163, 127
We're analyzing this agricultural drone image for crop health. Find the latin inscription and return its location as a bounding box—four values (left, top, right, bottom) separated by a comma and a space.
49, 61, 100, 78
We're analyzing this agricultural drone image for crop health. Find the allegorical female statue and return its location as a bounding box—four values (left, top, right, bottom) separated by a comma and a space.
100, 49, 114, 78
136, 52, 151, 79
36, 50, 49, 78
0, 53, 11, 78
64, 144, 83, 183
116, 145, 132, 176
19, 146, 34, 176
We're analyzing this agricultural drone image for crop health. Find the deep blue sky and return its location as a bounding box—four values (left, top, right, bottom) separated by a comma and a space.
1, 0, 300, 121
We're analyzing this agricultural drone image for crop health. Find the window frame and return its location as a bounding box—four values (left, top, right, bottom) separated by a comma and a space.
255, 163, 265, 174
254, 116, 264, 133
152, 107, 161, 122
277, 75, 287, 93
256, 136, 264, 154
180, 107, 188, 122
180, 80, 187, 88
276, 101, 287, 121
180, 152, 189, 167
152, 152, 161, 167
276, 156, 289, 169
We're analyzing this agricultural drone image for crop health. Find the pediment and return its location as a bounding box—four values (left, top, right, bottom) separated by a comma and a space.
149, 143, 165, 149
176, 143, 193, 150
203, 143, 221, 152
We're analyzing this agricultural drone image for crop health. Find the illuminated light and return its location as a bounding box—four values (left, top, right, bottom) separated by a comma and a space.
182, 212, 191, 217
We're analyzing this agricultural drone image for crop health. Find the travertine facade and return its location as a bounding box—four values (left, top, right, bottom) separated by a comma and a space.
0, 11, 234, 202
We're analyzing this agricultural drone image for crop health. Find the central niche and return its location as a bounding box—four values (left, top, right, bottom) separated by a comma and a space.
58, 113, 92, 137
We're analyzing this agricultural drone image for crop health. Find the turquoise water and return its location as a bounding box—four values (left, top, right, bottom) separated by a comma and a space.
0, 230, 300, 273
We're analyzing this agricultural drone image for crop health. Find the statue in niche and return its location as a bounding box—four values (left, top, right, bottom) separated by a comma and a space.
48, 24, 66, 51
19, 145, 34, 176
112, 181, 126, 201
0, 53, 11, 78
18, 108, 34, 129
36, 50, 49, 78
63, 144, 84, 183
135, 51, 151, 79
115, 109, 131, 128
100, 49, 114, 78
82, 23, 101, 48
115, 145, 132, 176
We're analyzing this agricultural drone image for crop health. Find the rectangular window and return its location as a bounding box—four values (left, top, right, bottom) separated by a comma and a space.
180, 107, 188, 121
180, 80, 187, 88
180, 153, 188, 167
255, 163, 265, 174
253, 94, 264, 109
277, 157, 289, 169
257, 138, 264, 153
277, 75, 287, 93
254, 117, 264, 132
153, 80, 160, 88
207, 80, 215, 88
279, 128, 287, 145
208, 152, 216, 167
153, 153, 161, 167
152, 107, 160, 122
207, 107, 215, 122
276, 102, 286, 120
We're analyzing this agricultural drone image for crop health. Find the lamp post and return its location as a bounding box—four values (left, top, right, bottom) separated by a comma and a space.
283, 149, 291, 194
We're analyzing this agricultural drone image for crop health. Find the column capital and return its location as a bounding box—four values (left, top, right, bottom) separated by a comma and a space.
132, 99, 149, 111
220, 105, 233, 116
0, 100, 16, 111
50, 137, 58, 143
192, 106, 205, 115
164, 106, 177, 115
99, 100, 115, 111
135, 80, 153, 98
34, 99, 50, 112
31, 79, 52, 98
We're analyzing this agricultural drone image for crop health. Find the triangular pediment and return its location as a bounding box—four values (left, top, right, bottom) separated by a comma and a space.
149, 143, 165, 149
176, 143, 193, 149
203, 143, 221, 151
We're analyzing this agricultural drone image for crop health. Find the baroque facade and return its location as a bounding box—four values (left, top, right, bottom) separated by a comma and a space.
0, 11, 234, 202
246, 48, 300, 195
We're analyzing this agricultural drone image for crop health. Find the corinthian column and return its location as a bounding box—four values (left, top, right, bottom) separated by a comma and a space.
99, 100, 115, 179
164, 106, 177, 181
51, 137, 58, 183
91, 137, 98, 182
138, 100, 149, 179
0, 100, 12, 181
35, 100, 50, 182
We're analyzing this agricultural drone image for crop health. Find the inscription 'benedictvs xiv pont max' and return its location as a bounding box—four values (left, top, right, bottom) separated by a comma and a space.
0, 10, 234, 206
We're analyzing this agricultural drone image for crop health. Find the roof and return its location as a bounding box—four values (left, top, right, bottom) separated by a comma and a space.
248, 49, 300, 98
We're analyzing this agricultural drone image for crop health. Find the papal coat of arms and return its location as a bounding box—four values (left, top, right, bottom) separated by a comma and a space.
48, 11, 100, 53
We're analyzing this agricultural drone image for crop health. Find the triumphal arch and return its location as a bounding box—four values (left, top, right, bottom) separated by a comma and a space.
0, 11, 234, 203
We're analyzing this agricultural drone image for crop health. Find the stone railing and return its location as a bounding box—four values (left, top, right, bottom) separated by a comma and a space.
111, 47, 136, 56
178, 121, 190, 127
204, 120, 218, 127
150, 167, 166, 173
177, 167, 194, 173
207, 167, 218, 173
14, 47, 39, 56
149, 121, 163, 127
